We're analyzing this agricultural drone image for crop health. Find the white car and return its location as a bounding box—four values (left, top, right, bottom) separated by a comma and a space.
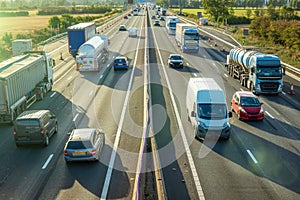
128, 27, 137, 37
168, 54, 183, 68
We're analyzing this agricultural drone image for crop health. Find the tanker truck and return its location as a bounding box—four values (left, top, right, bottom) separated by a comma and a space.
0, 51, 54, 124
225, 47, 283, 94
75, 35, 109, 72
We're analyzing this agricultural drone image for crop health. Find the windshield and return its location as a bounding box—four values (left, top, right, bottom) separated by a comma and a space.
197, 104, 227, 119
256, 66, 282, 77
169, 23, 176, 27
240, 97, 261, 107
170, 55, 182, 60
184, 32, 199, 40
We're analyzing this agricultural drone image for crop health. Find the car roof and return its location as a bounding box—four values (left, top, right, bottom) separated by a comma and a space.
17, 110, 50, 120
235, 91, 257, 98
70, 128, 96, 141
115, 56, 126, 60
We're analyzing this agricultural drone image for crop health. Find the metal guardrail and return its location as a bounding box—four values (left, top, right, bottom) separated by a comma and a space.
178, 16, 300, 78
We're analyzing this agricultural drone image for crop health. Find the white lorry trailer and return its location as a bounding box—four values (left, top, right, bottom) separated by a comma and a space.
165, 16, 178, 35
75, 35, 109, 71
186, 78, 232, 140
0, 51, 54, 124
175, 23, 199, 52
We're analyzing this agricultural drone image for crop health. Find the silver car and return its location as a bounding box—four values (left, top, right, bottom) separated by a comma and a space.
64, 128, 105, 163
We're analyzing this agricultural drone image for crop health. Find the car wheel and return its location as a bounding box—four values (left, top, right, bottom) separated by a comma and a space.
54, 123, 58, 134
44, 135, 49, 146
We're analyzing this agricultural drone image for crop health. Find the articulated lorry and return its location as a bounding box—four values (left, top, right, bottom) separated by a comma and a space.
225, 47, 283, 94
165, 16, 178, 35
0, 51, 54, 124
175, 23, 199, 52
76, 35, 109, 71
68, 22, 96, 57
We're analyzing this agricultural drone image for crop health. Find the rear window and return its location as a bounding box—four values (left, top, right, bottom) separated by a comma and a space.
67, 141, 93, 149
115, 59, 126, 64
16, 119, 40, 126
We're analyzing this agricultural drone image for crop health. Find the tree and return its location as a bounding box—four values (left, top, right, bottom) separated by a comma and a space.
202, 0, 234, 23
48, 16, 61, 30
2, 32, 13, 48
246, 9, 252, 19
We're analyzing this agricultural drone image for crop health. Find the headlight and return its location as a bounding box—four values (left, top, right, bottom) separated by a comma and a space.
223, 122, 230, 128
197, 121, 206, 128
239, 107, 247, 113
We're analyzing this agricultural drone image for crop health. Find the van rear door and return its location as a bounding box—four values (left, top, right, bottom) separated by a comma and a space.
15, 119, 42, 140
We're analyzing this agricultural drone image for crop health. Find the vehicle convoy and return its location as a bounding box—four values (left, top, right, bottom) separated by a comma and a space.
75, 35, 109, 71
175, 23, 200, 52
186, 78, 232, 140
68, 22, 96, 57
0, 51, 54, 124
225, 47, 283, 94
165, 16, 178, 35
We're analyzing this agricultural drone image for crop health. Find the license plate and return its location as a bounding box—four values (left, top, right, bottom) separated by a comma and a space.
118, 63, 123, 66
73, 151, 85, 155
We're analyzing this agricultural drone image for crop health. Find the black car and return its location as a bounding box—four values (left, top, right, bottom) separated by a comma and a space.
154, 20, 160, 26
119, 25, 127, 31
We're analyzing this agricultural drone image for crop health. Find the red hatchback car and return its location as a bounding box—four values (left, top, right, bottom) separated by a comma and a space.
231, 91, 264, 120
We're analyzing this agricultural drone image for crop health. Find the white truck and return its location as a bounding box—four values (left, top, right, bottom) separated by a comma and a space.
76, 35, 109, 72
186, 78, 232, 140
175, 23, 199, 52
165, 16, 178, 35
0, 51, 54, 124
198, 18, 208, 26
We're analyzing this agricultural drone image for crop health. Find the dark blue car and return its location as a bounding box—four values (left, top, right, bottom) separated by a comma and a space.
114, 56, 128, 70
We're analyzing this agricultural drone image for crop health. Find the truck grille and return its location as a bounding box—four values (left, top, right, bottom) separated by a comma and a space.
261, 82, 279, 92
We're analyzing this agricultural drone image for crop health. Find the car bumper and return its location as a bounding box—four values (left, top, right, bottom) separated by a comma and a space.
196, 126, 231, 139
64, 155, 98, 162
240, 112, 264, 120
169, 63, 183, 68
114, 65, 128, 70
15, 139, 44, 145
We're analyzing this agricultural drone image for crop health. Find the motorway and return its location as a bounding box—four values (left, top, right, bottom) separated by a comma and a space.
0, 6, 300, 200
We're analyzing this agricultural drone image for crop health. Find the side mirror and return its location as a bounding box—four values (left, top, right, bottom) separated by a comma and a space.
51, 115, 56, 119
191, 111, 196, 117
228, 112, 233, 118
260, 102, 264, 105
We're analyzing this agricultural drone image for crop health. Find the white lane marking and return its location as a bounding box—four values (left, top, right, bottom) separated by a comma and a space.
107, 64, 110, 68
212, 63, 217, 67
42, 154, 54, 169
100, 11, 145, 200
282, 91, 286, 95
99, 74, 103, 80
113, 56, 115, 59
265, 111, 274, 119
246, 150, 258, 164
89, 91, 93, 97
203, 55, 207, 58
240, 88, 244, 91
49, 44, 67, 55
133, 13, 149, 199
224, 73, 228, 78
50, 92, 57, 98
53, 62, 74, 85
186, 62, 189, 66
73, 113, 79, 122
151, 15, 205, 200
193, 73, 197, 77
67, 76, 72, 81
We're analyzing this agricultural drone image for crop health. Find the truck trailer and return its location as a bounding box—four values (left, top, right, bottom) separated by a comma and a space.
225, 47, 283, 94
76, 35, 109, 72
175, 23, 199, 52
68, 22, 96, 57
165, 16, 178, 35
0, 51, 54, 124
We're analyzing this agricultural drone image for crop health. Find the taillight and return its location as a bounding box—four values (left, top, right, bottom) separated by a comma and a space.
41, 128, 44, 136
91, 149, 97, 155
64, 150, 68, 156
13, 129, 16, 137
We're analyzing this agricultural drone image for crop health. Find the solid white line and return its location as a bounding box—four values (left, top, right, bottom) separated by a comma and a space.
265, 111, 274, 119
193, 73, 197, 77
53, 63, 74, 85
100, 11, 145, 200
49, 44, 67, 55
50, 92, 57, 98
224, 73, 228, 78
42, 154, 54, 169
151, 15, 205, 200
67, 76, 72, 81
246, 150, 258, 164
73, 113, 79, 122
89, 91, 93, 97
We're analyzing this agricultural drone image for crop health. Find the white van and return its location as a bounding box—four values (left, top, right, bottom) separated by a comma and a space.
186, 78, 232, 140
128, 27, 137, 37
